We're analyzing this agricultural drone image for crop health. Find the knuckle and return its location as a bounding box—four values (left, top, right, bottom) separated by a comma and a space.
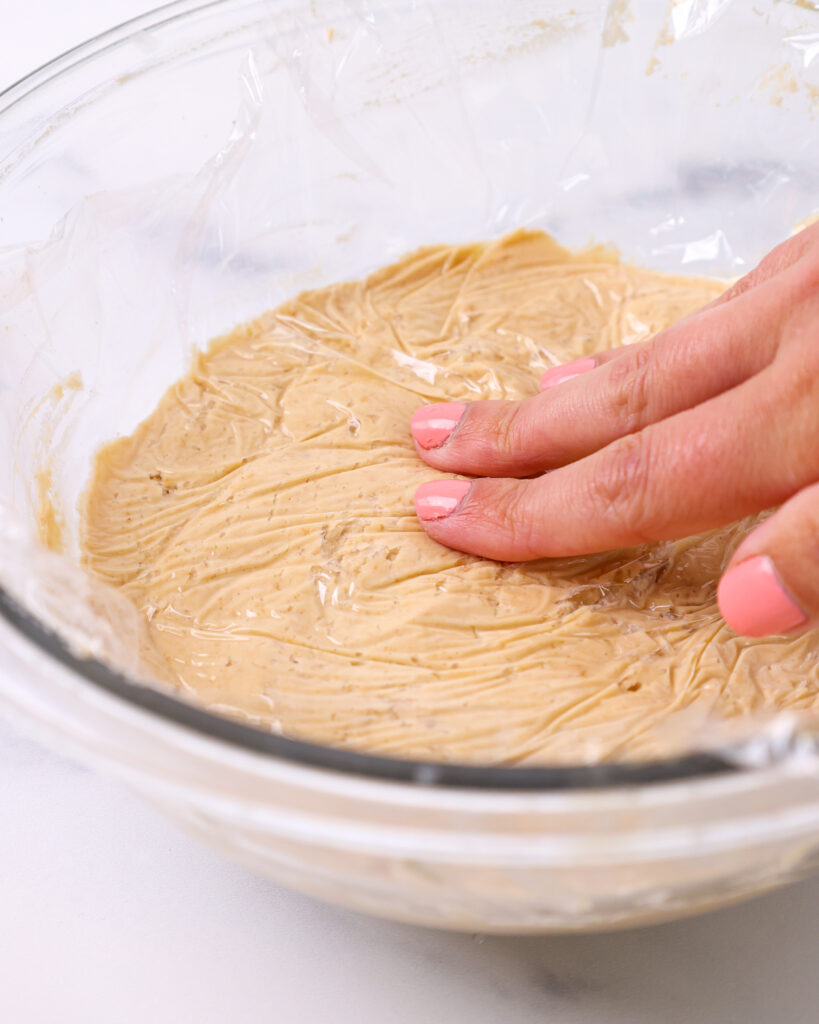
720, 234, 810, 304
493, 405, 519, 454
494, 401, 532, 454
793, 249, 819, 302
804, 491, 819, 565
587, 434, 655, 542
775, 338, 819, 423
719, 271, 758, 305
606, 344, 654, 432
756, 234, 808, 282
455, 402, 514, 462
485, 481, 539, 551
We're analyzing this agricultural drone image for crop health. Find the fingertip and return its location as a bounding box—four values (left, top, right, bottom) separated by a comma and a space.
412, 476, 556, 562
717, 554, 808, 637
539, 356, 597, 391
414, 479, 471, 521
410, 402, 466, 450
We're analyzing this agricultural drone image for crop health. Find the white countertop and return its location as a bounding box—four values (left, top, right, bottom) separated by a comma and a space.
4, 711, 819, 1024
2, 4, 819, 1022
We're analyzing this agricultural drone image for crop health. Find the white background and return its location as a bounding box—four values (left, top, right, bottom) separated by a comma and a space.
2, 3, 819, 1022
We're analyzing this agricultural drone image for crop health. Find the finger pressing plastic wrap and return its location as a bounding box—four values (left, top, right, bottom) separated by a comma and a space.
0, 0, 817, 766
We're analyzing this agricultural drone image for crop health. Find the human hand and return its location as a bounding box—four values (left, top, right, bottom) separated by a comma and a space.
411, 222, 819, 638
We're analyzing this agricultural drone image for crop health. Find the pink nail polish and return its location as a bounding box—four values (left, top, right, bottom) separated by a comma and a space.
717, 555, 807, 637
414, 480, 471, 521
411, 402, 466, 450
540, 356, 597, 391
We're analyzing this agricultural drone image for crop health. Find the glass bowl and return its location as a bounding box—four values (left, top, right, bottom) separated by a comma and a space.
1, 0, 818, 932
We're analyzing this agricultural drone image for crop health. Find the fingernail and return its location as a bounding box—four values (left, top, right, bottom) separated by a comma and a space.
414, 480, 471, 521
540, 356, 597, 391
411, 402, 466, 449
717, 555, 807, 637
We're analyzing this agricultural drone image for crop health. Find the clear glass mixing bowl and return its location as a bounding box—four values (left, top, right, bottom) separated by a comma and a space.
1, 0, 819, 932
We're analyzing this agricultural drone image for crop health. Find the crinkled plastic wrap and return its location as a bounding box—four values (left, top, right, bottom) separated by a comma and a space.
1, 0, 818, 767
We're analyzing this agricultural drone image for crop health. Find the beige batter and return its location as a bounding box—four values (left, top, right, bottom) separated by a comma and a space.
82, 231, 819, 764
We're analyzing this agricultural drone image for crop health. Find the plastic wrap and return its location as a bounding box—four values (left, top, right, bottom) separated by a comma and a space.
1, 0, 818, 767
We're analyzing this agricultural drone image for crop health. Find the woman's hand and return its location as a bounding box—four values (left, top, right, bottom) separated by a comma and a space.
411, 222, 819, 638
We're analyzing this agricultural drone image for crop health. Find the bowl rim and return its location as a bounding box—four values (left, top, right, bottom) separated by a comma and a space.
0, 0, 224, 116
0, 587, 736, 789
0, 0, 740, 791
